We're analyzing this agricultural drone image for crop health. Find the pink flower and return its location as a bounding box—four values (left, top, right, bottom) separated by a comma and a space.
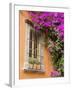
51, 70, 61, 77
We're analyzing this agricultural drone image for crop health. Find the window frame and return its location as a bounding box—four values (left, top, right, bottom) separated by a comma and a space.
24, 22, 45, 72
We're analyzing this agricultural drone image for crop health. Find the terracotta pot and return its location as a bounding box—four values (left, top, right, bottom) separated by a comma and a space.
29, 64, 33, 69
33, 64, 37, 69
36, 64, 40, 70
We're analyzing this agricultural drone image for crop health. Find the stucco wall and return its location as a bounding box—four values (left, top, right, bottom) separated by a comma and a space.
19, 11, 54, 79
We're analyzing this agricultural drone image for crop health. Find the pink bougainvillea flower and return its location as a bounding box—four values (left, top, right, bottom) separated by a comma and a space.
29, 11, 64, 39
51, 70, 61, 77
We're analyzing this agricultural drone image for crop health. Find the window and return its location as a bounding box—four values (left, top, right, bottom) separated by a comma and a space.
29, 30, 32, 57
29, 30, 38, 59
24, 20, 45, 73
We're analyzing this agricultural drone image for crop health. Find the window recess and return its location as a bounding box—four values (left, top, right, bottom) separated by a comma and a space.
24, 20, 45, 73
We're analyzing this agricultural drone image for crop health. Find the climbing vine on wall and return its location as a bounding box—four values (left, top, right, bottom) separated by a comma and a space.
29, 11, 64, 77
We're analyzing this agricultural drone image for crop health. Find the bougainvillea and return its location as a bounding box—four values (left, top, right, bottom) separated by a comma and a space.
29, 11, 64, 77
29, 11, 64, 41
51, 70, 61, 77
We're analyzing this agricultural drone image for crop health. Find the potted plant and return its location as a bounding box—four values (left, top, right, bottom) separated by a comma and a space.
33, 61, 37, 69
36, 60, 41, 70
29, 58, 35, 69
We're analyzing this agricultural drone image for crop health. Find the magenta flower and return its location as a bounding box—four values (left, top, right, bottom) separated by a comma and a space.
29, 11, 64, 43
51, 70, 61, 77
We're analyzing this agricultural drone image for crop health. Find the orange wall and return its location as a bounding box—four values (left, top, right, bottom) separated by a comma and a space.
19, 11, 54, 79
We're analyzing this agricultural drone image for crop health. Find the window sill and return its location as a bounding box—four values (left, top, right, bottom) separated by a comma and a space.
24, 68, 45, 73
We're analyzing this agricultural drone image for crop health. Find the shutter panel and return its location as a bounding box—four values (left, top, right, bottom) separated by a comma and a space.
38, 43, 40, 62
24, 23, 30, 70
39, 41, 45, 71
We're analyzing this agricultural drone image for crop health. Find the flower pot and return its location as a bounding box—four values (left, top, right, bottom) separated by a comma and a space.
29, 64, 33, 69
36, 64, 40, 70
33, 64, 37, 69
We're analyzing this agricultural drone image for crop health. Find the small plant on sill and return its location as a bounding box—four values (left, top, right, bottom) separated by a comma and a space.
35, 60, 41, 70
29, 58, 35, 69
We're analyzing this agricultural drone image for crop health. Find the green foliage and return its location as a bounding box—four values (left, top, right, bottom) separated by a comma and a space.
29, 58, 40, 65
46, 28, 64, 76
35, 60, 41, 65
29, 58, 35, 64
